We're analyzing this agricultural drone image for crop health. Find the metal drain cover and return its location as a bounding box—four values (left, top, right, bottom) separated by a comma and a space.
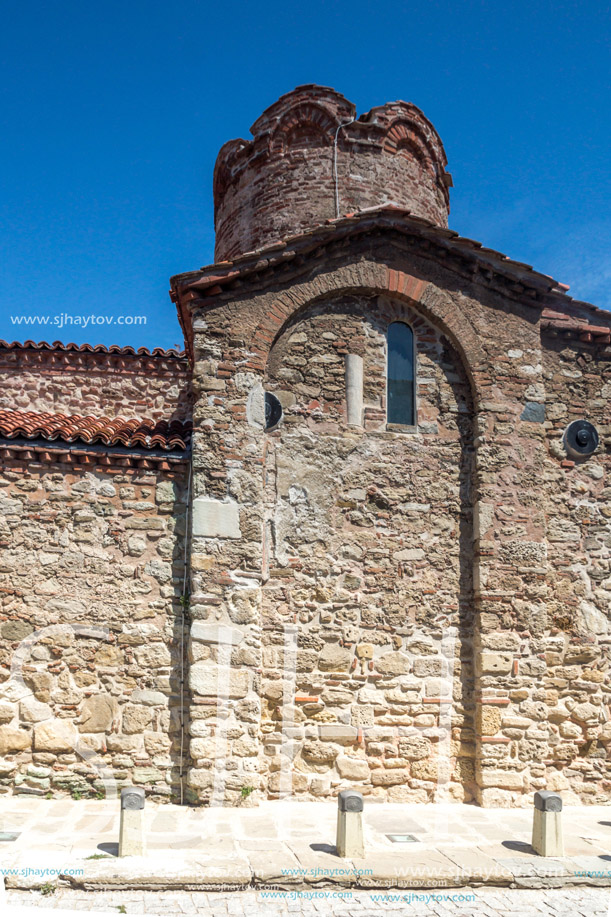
386, 833, 419, 843
0, 832, 20, 842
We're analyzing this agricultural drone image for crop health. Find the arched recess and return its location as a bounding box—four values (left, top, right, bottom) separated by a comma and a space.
257, 288, 478, 804
249, 263, 489, 407
384, 120, 431, 165
270, 102, 338, 155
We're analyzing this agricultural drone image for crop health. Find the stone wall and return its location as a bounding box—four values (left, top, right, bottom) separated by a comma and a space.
0, 457, 190, 800
0, 344, 191, 421
2, 202, 610, 807
259, 296, 475, 802
181, 237, 611, 807
538, 334, 611, 801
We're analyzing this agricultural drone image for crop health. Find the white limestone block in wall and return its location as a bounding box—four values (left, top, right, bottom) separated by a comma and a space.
579, 600, 609, 635
393, 548, 425, 562
474, 501, 495, 540
33, 719, 78, 753
191, 623, 244, 645
345, 354, 363, 426
246, 383, 266, 429
192, 497, 241, 539
189, 662, 250, 698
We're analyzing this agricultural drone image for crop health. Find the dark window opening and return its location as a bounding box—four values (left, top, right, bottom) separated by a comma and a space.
387, 322, 415, 426
264, 392, 283, 430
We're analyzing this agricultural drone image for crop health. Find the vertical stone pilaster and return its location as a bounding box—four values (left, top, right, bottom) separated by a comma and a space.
473, 341, 551, 805
186, 319, 265, 805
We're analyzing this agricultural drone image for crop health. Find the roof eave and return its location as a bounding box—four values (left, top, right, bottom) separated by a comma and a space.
169, 207, 610, 363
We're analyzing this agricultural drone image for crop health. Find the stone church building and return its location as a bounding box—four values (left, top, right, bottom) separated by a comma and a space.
0, 85, 610, 807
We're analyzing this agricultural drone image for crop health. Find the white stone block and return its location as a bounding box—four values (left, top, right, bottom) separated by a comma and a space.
246, 383, 266, 428
392, 548, 425, 562
33, 718, 78, 753
189, 662, 249, 698
474, 501, 495, 539
345, 354, 363, 426
190, 623, 243, 645
192, 498, 241, 539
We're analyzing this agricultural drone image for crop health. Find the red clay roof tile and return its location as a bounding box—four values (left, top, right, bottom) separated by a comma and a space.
0, 410, 191, 451
0, 340, 186, 359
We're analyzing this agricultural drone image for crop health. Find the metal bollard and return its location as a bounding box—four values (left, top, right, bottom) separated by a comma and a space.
336, 789, 364, 858
531, 790, 563, 857
119, 787, 146, 857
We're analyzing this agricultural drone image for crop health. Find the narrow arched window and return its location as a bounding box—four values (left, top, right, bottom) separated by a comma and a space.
387, 322, 415, 426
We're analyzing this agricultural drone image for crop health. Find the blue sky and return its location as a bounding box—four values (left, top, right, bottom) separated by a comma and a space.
1, 0, 609, 350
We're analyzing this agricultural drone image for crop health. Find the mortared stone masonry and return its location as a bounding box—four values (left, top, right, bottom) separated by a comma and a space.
0, 85, 610, 807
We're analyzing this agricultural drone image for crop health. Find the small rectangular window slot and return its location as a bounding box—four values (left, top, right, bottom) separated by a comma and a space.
386, 833, 419, 843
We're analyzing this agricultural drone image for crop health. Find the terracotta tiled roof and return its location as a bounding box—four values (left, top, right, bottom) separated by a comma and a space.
171, 205, 611, 360
0, 340, 186, 359
0, 410, 191, 452
171, 205, 579, 297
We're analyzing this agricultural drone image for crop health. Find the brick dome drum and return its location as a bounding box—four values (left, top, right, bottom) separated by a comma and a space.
213, 85, 452, 261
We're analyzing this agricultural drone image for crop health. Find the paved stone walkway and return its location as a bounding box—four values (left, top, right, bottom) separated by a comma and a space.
4, 886, 611, 916
1, 797, 610, 893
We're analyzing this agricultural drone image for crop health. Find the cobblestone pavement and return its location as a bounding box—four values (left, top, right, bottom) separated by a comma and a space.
5, 887, 611, 916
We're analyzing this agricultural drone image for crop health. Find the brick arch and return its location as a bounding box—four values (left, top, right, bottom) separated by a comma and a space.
384, 120, 431, 168
250, 263, 490, 405
270, 102, 338, 155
